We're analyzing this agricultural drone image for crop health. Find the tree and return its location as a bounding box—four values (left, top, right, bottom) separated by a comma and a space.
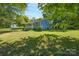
38, 3, 79, 30
0, 3, 27, 28
16, 15, 29, 26
36, 18, 43, 21
38, 3, 79, 20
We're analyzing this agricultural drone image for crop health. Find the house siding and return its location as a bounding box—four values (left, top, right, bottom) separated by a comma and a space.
40, 20, 50, 30
24, 19, 52, 31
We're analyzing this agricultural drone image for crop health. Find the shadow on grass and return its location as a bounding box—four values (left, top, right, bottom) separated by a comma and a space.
0, 34, 79, 56
0, 31, 12, 34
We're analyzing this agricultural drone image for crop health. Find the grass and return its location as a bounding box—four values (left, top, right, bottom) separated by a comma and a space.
0, 34, 78, 56
0, 28, 79, 43
0, 28, 79, 56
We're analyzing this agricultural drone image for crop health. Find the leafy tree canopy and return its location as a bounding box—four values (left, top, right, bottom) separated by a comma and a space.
38, 3, 79, 20
0, 3, 27, 28
0, 3, 27, 20
38, 3, 79, 30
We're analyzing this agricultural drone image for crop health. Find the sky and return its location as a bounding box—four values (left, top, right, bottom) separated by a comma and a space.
25, 3, 43, 19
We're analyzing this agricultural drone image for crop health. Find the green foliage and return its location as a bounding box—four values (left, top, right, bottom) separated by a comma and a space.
36, 18, 43, 22
35, 26, 42, 31
38, 3, 78, 20
0, 34, 79, 56
38, 3, 79, 30
0, 3, 27, 18
0, 3, 27, 28
16, 15, 29, 26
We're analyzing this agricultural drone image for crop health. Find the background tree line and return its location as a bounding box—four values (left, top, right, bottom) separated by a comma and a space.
0, 3, 79, 31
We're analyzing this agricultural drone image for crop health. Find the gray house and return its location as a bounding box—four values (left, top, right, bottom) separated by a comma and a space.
24, 19, 53, 31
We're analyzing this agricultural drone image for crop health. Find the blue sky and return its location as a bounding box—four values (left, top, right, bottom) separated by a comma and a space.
25, 3, 43, 19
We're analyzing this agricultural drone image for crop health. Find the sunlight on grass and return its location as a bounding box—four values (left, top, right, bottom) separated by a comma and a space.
0, 30, 79, 43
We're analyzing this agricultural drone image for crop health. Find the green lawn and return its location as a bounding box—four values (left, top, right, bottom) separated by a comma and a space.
0, 29, 79, 43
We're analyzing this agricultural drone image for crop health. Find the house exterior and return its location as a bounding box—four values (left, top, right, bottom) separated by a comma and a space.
24, 19, 53, 31
32, 20, 40, 30
10, 23, 18, 29
40, 20, 50, 30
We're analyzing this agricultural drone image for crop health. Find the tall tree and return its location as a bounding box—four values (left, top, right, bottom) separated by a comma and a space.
38, 3, 79, 30
0, 3, 27, 28
38, 3, 79, 20
16, 15, 29, 26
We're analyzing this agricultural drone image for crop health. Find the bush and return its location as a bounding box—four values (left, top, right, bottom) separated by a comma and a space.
0, 34, 79, 56
35, 26, 42, 31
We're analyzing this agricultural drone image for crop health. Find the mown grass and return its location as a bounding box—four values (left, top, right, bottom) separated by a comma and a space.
0, 28, 79, 56
0, 29, 79, 43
